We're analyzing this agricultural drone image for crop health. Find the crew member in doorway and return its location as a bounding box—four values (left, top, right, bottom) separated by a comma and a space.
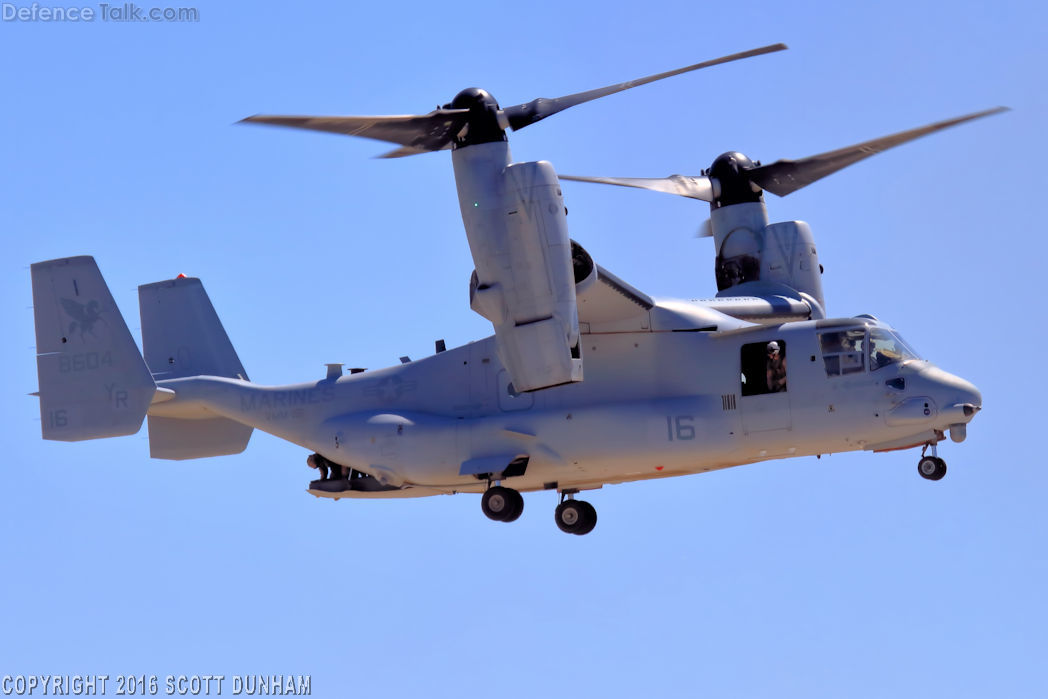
307, 453, 332, 480
766, 341, 787, 392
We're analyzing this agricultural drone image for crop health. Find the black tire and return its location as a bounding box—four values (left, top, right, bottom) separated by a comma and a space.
501, 489, 524, 523
574, 500, 597, 535
482, 486, 515, 521
917, 456, 947, 481
931, 457, 947, 481
555, 500, 584, 534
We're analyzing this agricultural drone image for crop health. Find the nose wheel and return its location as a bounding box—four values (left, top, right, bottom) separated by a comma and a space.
917, 443, 947, 481
555, 494, 597, 535
481, 485, 524, 522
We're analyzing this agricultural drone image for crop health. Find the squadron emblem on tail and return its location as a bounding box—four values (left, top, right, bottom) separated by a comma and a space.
59, 297, 106, 342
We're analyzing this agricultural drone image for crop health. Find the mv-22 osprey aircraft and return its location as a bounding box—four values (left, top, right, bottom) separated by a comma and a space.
32, 44, 998, 535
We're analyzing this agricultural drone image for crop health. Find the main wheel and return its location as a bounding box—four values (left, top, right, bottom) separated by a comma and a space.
917, 456, 947, 481
482, 486, 522, 522
574, 500, 597, 535
502, 489, 524, 523
555, 499, 597, 535
555, 500, 584, 534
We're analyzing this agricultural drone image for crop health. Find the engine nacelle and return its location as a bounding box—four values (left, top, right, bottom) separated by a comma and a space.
711, 202, 826, 318
455, 143, 582, 392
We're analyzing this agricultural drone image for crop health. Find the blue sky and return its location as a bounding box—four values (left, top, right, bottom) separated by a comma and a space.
2, 1, 1046, 697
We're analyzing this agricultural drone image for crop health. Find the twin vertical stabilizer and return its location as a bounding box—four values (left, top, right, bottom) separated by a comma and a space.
32, 256, 156, 441
138, 276, 252, 459
31, 257, 252, 459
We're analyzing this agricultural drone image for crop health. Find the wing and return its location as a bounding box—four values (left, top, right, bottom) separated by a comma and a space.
576, 264, 653, 332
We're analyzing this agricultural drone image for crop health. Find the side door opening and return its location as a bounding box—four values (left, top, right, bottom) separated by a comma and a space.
740, 339, 792, 433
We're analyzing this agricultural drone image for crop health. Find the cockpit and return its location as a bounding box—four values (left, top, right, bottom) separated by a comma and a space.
818, 325, 920, 377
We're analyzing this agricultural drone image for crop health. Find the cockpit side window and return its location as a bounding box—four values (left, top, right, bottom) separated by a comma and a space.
869, 329, 919, 371
819, 329, 866, 376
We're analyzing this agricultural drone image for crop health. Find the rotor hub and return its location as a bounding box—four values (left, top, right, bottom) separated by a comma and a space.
709, 151, 763, 208
445, 88, 507, 148
448, 87, 499, 111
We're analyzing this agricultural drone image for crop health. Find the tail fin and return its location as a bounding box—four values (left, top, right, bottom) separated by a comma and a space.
138, 276, 253, 460
31, 256, 156, 441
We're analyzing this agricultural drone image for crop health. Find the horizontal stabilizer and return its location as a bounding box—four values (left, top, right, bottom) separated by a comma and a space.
31, 256, 155, 441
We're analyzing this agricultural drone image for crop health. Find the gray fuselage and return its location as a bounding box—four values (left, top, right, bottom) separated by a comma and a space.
149, 305, 981, 498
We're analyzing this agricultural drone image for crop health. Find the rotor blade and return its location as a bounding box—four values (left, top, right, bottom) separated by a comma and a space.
374, 143, 452, 159
559, 174, 717, 202
239, 110, 470, 152
749, 106, 1010, 197
502, 43, 787, 131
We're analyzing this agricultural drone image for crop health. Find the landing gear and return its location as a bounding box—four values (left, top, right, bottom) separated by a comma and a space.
555, 496, 597, 535
917, 443, 947, 481
917, 456, 947, 481
481, 485, 524, 522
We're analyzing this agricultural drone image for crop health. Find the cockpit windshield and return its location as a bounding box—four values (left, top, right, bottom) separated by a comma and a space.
868, 328, 920, 371
818, 326, 921, 377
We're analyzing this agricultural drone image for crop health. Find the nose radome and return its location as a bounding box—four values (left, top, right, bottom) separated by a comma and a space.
919, 365, 982, 422
961, 380, 982, 413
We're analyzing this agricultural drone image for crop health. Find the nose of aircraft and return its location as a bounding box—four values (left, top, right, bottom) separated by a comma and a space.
917, 365, 982, 440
